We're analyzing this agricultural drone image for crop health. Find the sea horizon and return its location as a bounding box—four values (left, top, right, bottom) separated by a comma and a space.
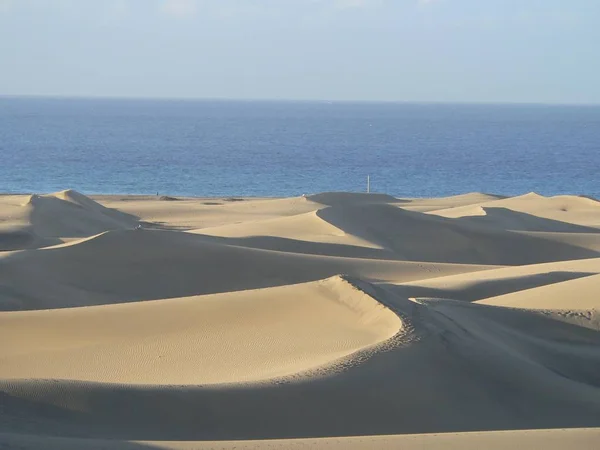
2, 97, 599, 199
3, 93, 600, 107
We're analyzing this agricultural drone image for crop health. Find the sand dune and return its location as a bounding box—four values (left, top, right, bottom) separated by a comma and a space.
316, 202, 599, 264
2, 281, 599, 441
399, 192, 507, 212
194, 199, 600, 264
307, 191, 402, 206
0, 227, 493, 311
512, 230, 600, 252
192, 210, 373, 246
0, 190, 137, 251
27, 189, 137, 237
387, 256, 600, 302
431, 192, 600, 228
0, 276, 401, 384
96, 195, 317, 230
1, 190, 600, 448
478, 272, 600, 310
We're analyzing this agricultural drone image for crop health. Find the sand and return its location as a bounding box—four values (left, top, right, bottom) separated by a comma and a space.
1, 189, 599, 448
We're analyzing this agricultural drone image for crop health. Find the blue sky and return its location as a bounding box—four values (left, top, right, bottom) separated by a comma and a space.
1, 0, 598, 103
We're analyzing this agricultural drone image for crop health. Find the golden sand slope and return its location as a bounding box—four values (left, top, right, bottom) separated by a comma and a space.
1, 190, 600, 448
387, 257, 600, 302
478, 272, 600, 310
0, 276, 400, 384
2, 285, 599, 441
430, 192, 600, 229
2, 428, 600, 450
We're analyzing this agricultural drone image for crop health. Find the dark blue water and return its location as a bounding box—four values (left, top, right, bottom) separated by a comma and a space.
1, 97, 599, 198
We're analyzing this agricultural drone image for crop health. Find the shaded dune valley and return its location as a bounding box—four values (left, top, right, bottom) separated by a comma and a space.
2, 190, 600, 449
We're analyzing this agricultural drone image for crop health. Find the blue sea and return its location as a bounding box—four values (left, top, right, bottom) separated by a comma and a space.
1, 97, 599, 198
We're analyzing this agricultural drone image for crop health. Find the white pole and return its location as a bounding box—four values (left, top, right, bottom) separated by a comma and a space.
367, 175, 370, 193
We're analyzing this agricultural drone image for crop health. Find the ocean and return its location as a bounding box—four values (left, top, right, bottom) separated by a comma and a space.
1, 97, 599, 198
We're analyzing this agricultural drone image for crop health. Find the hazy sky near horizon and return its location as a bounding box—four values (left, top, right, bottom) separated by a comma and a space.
1, 0, 598, 103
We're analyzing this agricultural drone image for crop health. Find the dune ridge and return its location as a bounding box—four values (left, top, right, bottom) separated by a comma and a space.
1, 189, 600, 449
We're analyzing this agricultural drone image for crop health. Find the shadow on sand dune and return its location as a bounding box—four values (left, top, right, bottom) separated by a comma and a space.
458, 207, 600, 233
383, 271, 597, 302
316, 204, 600, 264
307, 192, 409, 207
0, 228, 494, 311
193, 234, 401, 260
26, 190, 139, 238
2, 283, 600, 441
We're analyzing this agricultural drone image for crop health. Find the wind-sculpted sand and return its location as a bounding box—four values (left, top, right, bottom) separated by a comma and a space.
1, 190, 599, 449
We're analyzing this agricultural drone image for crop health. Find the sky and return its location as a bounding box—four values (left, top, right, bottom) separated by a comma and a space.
0, 0, 599, 103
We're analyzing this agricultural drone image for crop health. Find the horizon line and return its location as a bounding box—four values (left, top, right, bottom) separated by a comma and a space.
1, 93, 599, 107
